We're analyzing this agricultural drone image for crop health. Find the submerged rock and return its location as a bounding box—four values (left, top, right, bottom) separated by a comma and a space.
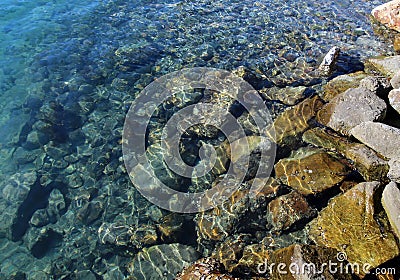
267, 191, 315, 232
389, 89, 400, 114
274, 148, 349, 195
127, 243, 200, 280
267, 96, 324, 148
269, 244, 352, 280
176, 257, 237, 280
309, 182, 399, 277
350, 121, 400, 159
211, 234, 252, 273
372, 0, 400, 32
303, 127, 389, 181
259, 86, 309, 105
382, 182, 400, 239
317, 86, 387, 135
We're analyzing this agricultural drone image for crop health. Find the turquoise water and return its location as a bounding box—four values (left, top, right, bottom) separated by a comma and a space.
0, 0, 393, 278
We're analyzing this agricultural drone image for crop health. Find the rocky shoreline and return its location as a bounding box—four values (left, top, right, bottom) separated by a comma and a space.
0, 1, 400, 280
174, 2, 400, 279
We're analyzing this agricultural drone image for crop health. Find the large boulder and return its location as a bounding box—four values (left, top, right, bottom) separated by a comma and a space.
317, 86, 387, 135
388, 158, 400, 183
366, 55, 400, 77
321, 71, 368, 101
372, 0, 400, 32
389, 89, 400, 114
267, 96, 324, 148
309, 182, 399, 277
274, 148, 349, 195
303, 127, 389, 181
127, 243, 200, 280
382, 182, 400, 239
350, 121, 400, 159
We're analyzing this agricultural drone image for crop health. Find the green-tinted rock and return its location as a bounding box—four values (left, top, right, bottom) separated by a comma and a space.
267, 191, 315, 232
322, 71, 368, 101
309, 182, 399, 277
260, 86, 308, 105
274, 148, 349, 195
382, 182, 400, 240
127, 243, 200, 280
269, 244, 352, 280
267, 96, 324, 148
303, 127, 389, 181
365, 55, 400, 77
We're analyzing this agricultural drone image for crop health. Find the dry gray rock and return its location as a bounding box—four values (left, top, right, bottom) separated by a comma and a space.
366, 55, 400, 77
388, 89, 400, 114
359, 76, 391, 98
318, 46, 340, 76
350, 121, 400, 159
388, 158, 400, 183
391, 70, 400, 89
317, 87, 387, 135
382, 182, 400, 239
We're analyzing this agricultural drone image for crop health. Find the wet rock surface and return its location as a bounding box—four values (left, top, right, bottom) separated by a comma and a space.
267, 95, 324, 149
175, 257, 237, 280
303, 127, 389, 181
127, 243, 200, 280
274, 148, 349, 195
382, 182, 400, 241
321, 71, 368, 101
309, 182, 399, 277
267, 191, 315, 232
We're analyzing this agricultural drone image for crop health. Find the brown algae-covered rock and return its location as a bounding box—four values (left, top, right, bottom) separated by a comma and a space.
267, 95, 324, 147
127, 243, 200, 279
365, 55, 400, 77
269, 244, 352, 280
317, 87, 387, 136
303, 127, 389, 181
267, 191, 315, 232
259, 85, 309, 105
176, 258, 237, 280
309, 182, 399, 277
382, 182, 400, 239
274, 148, 349, 195
321, 71, 368, 101
350, 121, 400, 159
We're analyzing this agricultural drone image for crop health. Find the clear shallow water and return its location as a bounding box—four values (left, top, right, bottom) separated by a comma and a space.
0, 0, 393, 278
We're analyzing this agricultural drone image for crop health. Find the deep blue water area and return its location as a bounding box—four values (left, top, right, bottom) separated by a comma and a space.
0, 0, 394, 278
